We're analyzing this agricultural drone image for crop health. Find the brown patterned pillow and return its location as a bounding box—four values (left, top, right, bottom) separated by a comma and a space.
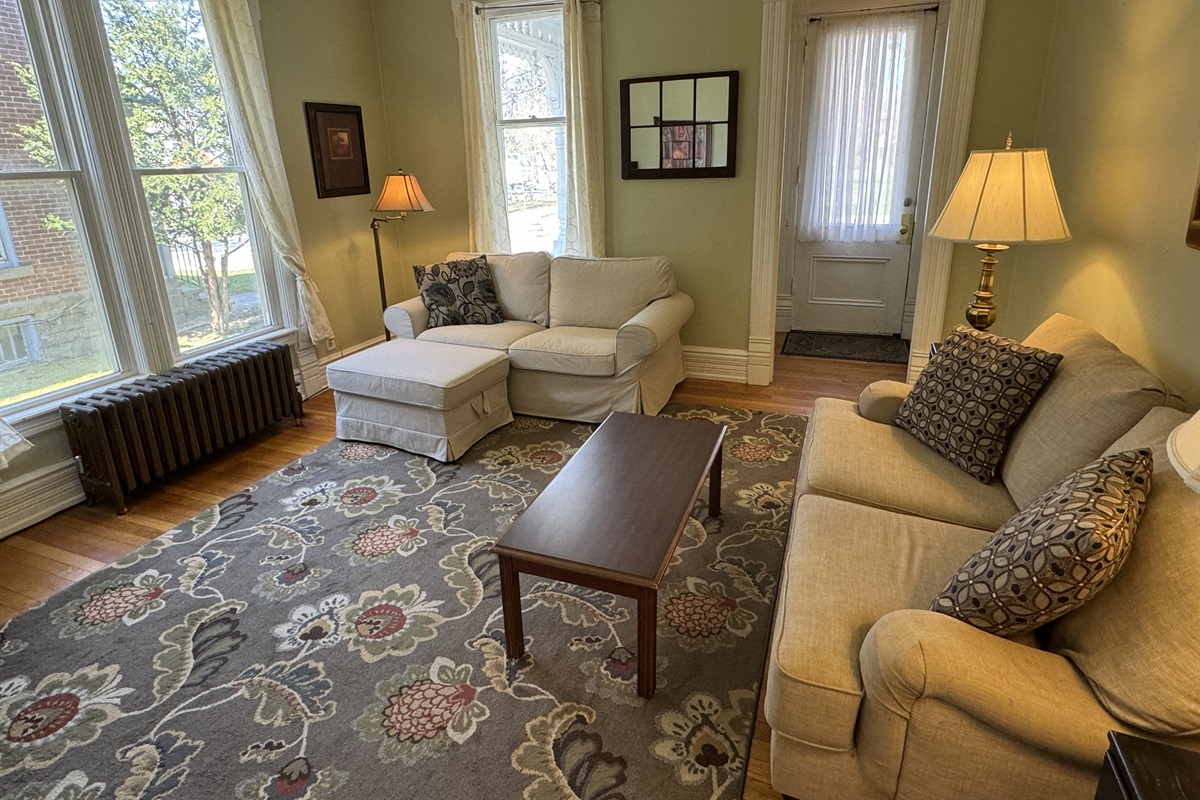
931, 449, 1152, 636
896, 326, 1063, 482
413, 256, 504, 328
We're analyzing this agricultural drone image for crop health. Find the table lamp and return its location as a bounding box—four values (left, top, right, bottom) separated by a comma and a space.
371, 169, 434, 339
1168, 411, 1200, 494
928, 133, 1070, 331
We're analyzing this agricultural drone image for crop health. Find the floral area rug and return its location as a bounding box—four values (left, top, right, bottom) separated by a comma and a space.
0, 403, 802, 800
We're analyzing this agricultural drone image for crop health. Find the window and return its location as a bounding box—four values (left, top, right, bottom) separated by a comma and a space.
489, 10, 566, 254
0, 317, 42, 370
0, 0, 287, 414
100, 0, 269, 354
0, 0, 119, 407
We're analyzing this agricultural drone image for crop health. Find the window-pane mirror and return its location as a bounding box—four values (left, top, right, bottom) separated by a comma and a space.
620, 70, 739, 179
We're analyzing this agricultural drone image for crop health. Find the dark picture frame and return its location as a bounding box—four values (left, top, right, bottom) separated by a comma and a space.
304, 102, 370, 198
1188, 167, 1200, 250
620, 70, 739, 180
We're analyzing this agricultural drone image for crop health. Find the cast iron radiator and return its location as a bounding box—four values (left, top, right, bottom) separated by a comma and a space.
60, 341, 303, 514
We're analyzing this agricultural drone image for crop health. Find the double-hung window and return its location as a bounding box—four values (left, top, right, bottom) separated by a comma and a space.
0, 0, 285, 415
488, 8, 566, 254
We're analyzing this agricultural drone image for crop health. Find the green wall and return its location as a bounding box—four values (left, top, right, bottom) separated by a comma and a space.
940, 0, 1058, 338
1003, 0, 1200, 406
258, 0, 398, 353
369, 0, 761, 351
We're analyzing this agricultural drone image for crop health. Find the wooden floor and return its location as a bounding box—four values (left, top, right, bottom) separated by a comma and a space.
0, 337, 904, 799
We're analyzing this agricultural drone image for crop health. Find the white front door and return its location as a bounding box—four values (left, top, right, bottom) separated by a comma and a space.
790, 8, 937, 336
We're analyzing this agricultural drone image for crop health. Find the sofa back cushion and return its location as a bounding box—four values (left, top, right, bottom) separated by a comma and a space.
1045, 407, 1200, 736
1001, 314, 1184, 508
447, 251, 550, 326
549, 256, 675, 329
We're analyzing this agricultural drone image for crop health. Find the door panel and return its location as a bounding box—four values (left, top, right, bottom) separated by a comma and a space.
790, 8, 937, 336
795, 243, 910, 334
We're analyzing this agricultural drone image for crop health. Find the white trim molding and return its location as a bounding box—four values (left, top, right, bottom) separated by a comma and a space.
0, 459, 85, 540
775, 292, 793, 332
747, 0, 792, 386
751, 0, 986, 387
684, 345, 750, 384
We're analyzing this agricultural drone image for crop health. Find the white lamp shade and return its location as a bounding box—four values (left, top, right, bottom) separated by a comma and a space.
372, 173, 434, 214
929, 147, 1070, 244
1167, 411, 1200, 494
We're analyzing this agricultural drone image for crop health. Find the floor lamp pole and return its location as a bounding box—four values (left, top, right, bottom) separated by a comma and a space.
371, 216, 392, 341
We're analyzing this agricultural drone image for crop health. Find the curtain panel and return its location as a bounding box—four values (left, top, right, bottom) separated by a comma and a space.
798, 11, 930, 243
197, 0, 336, 347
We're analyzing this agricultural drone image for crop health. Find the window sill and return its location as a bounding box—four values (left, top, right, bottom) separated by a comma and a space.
0, 264, 34, 280
6, 326, 300, 438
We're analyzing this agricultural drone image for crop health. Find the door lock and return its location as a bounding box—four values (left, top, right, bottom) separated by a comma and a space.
898, 213, 915, 245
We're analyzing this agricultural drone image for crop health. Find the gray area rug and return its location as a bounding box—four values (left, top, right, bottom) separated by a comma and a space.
0, 403, 803, 799
782, 330, 910, 364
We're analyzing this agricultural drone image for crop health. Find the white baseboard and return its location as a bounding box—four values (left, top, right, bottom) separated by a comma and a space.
775, 293, 793, 332
0, 459, 85, 540
683, 345, 750, 384
300, 333, 387, 398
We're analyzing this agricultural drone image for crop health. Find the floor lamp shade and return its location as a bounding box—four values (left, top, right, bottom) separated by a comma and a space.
930, 147, 1070, 244
372, 173, 434, 214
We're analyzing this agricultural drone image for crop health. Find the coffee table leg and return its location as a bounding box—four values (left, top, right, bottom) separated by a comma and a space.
637, 587, 657, 698
709, 444, 722, 518
498, 555, 525, 659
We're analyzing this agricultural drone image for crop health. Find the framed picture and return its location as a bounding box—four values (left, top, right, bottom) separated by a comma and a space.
304, 102, 370, 198
1188, 168, 1200, 250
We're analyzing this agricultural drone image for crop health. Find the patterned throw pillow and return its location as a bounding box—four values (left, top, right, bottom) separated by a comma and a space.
896, 326, 1063, 482
413, 256, 504, 328
931, 449, 1153, 636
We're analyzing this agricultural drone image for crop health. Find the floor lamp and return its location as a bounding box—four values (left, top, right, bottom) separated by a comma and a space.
928, 134, 1070, 331
371, 169, 434, 340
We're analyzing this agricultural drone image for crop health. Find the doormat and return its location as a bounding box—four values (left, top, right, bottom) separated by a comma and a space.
781, 330, 909, 364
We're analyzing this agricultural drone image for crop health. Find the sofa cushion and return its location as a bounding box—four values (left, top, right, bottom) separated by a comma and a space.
508, 327, 617, 377
1045, 407, 1200, 736
801, 397, 1019, 531
896, 326, 1062, 483
413, 256, 504, 328
418, 320, 544, 351
1002, 314, 1185, 509
448, 251, 550, 326
765, 494, 990, 749
932, 449, 1152, 637
549, 256, 675, 329
326, 339, 509, 410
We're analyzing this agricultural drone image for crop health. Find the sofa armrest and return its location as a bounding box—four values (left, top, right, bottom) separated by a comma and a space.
615, 291, 694, 373
857, 380, 911, 424
383, 297, 429, 339
860, 609, 1118, 766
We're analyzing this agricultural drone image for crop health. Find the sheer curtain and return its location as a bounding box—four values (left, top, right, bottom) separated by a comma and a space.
562, 0, 605, 256
798, 11, 929, 243
0, 417, 32, 472
198, 0, 335, 347
451, 0, 512, 253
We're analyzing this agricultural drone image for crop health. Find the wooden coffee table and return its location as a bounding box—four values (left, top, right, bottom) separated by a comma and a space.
491, 411, 726, 699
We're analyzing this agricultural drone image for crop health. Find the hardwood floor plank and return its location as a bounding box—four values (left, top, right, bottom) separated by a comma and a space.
0, 338, 904, 798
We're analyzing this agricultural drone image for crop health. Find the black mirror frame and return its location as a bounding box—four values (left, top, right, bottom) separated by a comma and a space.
619, 70, 739, 180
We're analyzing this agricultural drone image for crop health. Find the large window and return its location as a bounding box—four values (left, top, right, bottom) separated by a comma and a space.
489, 9, 566, 254
0, 0, 283, 414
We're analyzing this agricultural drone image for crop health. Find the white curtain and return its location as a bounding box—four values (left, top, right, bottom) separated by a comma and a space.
798, 11, 929, 243
562, 0, 605, 256
0, 417, 32, 472
452, 0, 512, 253
197, 0, 336, 347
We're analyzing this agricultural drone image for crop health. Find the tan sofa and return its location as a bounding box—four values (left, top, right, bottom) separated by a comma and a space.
383, 251, 693, 423
765, 314, 1200, 799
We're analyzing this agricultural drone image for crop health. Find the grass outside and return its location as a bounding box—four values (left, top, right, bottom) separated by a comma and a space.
0, 354, 113, 408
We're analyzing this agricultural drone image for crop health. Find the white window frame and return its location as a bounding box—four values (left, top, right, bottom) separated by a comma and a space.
2, 0, 295, 432
484, 3, 568, 255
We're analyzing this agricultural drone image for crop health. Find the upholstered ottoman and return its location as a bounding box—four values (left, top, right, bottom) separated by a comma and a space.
326, 339, 512, 461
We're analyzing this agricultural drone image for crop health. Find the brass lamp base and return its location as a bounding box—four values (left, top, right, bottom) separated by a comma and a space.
965, 243, 1009, 331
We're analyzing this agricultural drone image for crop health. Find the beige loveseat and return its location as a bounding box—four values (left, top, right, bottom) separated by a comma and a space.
765, 314, 1200, 799
383, 252, 693, 423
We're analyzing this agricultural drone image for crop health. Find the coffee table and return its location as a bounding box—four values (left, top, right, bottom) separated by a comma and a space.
491, 411, 726, 698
